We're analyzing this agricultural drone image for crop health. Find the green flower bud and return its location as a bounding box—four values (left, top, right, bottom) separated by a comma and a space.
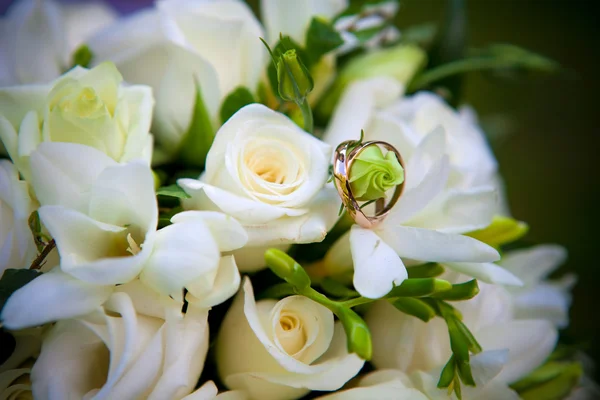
386, 278, 452, 298
348, 145, 405, 201
277, 49, 314, 103
265, 248, 311, 290
337, 307, 372, 360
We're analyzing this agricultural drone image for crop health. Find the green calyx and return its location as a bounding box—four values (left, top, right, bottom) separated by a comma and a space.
348, 145, 405, 202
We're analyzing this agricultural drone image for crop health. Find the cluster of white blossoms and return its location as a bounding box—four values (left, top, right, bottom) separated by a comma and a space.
0, 0, 591, 400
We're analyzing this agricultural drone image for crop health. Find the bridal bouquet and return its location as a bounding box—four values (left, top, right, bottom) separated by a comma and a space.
0, 0, 595, 399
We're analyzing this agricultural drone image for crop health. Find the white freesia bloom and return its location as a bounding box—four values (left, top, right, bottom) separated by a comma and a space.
0, 160, 36, 273
88, 0, 265, 157
366, 274, 559, 384
0, 0, 117, 85
321, 78, 505, 298
316, 352, 519, 400
31, 281, 210, 400
216, 278, 364, 400
0, 326, 44, 399
0, 62, 154, 181
179, 104, 338, 272
1, 143, 247, 329
260, 0, 347, 46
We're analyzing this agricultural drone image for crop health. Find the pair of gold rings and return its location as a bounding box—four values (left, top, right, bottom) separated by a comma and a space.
332, 140, 405, 229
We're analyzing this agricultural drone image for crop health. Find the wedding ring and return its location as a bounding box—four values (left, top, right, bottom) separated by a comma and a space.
332, 140, 405, 229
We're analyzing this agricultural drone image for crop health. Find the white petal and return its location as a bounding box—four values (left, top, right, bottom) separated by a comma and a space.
513, 283, 572, 328
171, 211, 247, 252
244, 188, 340, 247
350, 226, 407, 299
179, 179, 304, 224
186, 255, 241, 308
1, 269, 113, 329
88, 161, 158, 233
39, 205, 150, 285
141, 219, 220, 300
470, 350, 510, 386
378, 225, 500, 263
0, 115, 19, 166
61, 1, 118, 52
499, 245, 567, 287
476, 319, 558, 384
30, 142, 116, 211
444, 262, 523, 286
114, 279, 180, 319
261, 0, 347, 45
230, 243, 291, 273
322, 78, 403, 151
0, 85, 48, 128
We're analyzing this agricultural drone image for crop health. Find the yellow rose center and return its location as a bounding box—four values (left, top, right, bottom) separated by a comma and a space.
275, 311, 307, 355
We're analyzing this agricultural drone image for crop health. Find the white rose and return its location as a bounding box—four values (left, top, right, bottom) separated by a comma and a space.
366, 275, 559, 384
179, 104, 339, 272
0, 62, 154, 181
0, 160, 36, 273
30, 280, 210, 400
1, 143, 247, 330
0, 0, 117, 85
88, 0, 265, 157
319, 78, 507, 299
216, 278, 364, 400
186, 381, 248, 400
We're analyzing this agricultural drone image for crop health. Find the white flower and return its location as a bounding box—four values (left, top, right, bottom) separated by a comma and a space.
179, 104, 339, 272
0, 0, 117, 85
0, 62, 154, 181
88, 0, 265, 157
1, 143, 247, 329
366, 275, 560, 384
316, 352, 520, 400
216, 278, 364, 400
186, 381, 248, 400
321, 78, 505, 299
0, 160, 36, 273
260, 0, 347, 46
0, 326, 44, 400
30, 281, 210, 400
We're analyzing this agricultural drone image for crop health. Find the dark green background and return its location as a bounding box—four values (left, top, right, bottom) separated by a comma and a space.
1, 0, 598, 377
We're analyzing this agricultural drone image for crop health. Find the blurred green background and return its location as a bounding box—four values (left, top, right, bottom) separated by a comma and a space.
1, 0, 598, 378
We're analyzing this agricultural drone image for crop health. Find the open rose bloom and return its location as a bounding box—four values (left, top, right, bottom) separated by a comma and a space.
0, 1, 593, 400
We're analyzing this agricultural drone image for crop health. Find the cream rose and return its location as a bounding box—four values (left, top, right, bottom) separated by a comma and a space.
88, 0, 265, 157
0, 62, 154, 181
30, 280, 209, 400
0, 160, 36, 273
216, 278, 364, 400
179, 104, 339, 272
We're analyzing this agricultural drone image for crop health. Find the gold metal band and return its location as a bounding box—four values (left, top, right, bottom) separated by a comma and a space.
332, 140, 405, 229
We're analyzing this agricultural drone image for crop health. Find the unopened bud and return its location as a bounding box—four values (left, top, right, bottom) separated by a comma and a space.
277, 49, 314, 103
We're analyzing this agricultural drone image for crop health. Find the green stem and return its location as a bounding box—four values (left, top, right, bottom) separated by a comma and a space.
298, 100, 314, 133
341, 296, 374, 309
407, 57, 514, 92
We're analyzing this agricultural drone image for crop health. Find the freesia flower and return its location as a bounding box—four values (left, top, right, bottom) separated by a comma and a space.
179, 104, 339, 272
0, 0, 116, 85
316, 352, 520, 400
31, 281, 210, 400
320, 78, 522, 298
366, 268, 560, 384
0, 326, 44, 399
0, 62, 154, 181
216, 278, 364, 400
88, 0, 265, 158
1, 143, 247, 329
0, 160, 36, 273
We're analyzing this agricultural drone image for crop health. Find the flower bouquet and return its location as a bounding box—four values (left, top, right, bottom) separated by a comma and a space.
0, 0, 596, 399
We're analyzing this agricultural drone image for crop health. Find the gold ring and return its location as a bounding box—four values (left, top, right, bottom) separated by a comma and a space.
332, 140, 405, 229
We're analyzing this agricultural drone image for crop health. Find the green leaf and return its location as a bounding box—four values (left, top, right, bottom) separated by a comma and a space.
407, 263, 445, 279
390, 297, 437, 322
178, 79, 215, 168
433, 280, 480, 301
386, 278, 452, 298
0, 269, 41, 311
305, 17, 344, 65
518, 362, 582, 400
156, 184, 191, 199
71, 45, 93, 68
220, 86, 255, 123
